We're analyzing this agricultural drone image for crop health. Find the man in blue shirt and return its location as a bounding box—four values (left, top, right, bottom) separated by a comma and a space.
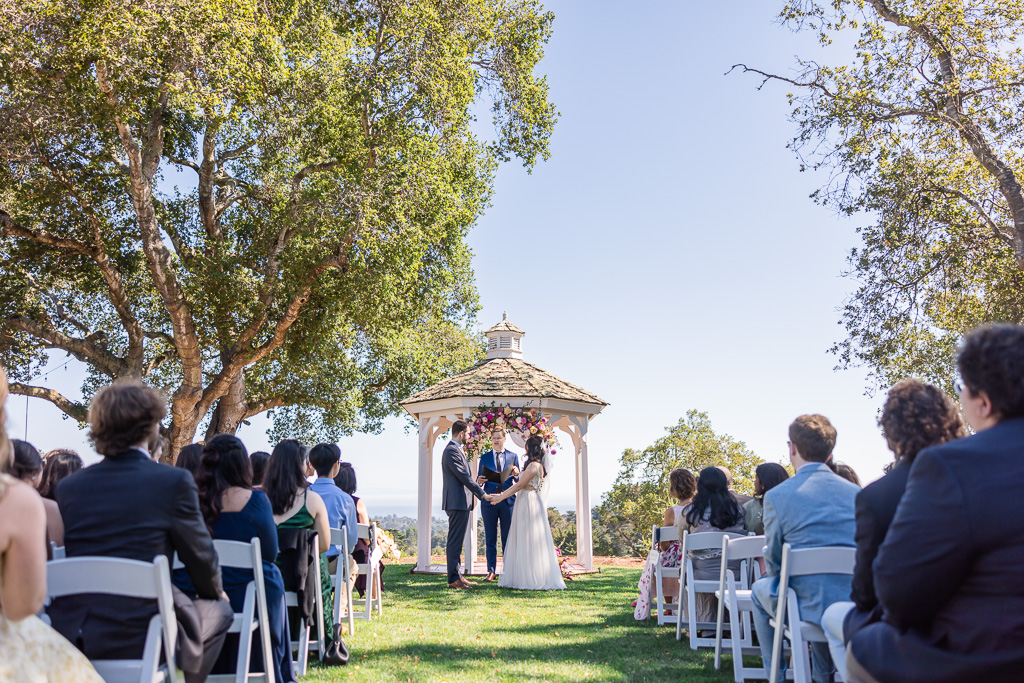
309, 443, 358, 574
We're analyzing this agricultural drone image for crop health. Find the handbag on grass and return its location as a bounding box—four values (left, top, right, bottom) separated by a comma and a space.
321, 622, 350, 666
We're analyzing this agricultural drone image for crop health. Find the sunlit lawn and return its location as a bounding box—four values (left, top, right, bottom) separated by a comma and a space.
303, 564, 736, 682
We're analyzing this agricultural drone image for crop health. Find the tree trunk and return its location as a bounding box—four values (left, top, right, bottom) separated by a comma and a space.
204, 370, 248, 440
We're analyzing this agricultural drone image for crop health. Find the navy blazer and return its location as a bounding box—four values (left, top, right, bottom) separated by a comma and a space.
851, 418, 1024, 682
441, 440, 486, 511
477, 449, 519, 498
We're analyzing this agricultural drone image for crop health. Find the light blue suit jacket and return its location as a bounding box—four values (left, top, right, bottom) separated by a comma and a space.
761, 462, 858, 624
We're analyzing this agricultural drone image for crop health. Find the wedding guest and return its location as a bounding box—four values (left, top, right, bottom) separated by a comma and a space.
43, 447, 81, 461
176, 442, 205, 474
50, 381, 233, 683
250, 451, 270, 487
191, 434, 295, 682
335, 462, 384, 599
148, 433, 167, 462
750, 415, 858, 683
0, 367, 102, 681
633, 467, 696, 620
308, 444, 358, 574
264, 439, 332, 638
821, 379, 966, 681
675, 466, 746, 624
743, 463, 790, 535
830, 461, 862, 488
37, 449, 84, 547
846, 325, 1024, 683
11, 439, 43, 487
716, 465, 752, 505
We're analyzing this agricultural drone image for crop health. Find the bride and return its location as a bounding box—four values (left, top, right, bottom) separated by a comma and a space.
487, 435, 566, 590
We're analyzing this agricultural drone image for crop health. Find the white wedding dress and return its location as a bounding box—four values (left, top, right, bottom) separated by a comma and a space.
498, 464, 566, 590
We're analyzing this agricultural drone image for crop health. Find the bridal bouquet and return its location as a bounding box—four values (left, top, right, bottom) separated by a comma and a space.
464, 403, 559, 460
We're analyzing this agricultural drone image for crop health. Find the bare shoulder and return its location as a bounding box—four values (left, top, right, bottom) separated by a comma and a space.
3, 478, 45, 513
306, 488, 327, 511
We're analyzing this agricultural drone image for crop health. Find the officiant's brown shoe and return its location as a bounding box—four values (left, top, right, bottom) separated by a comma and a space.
483, 572, 497, 582
449, 580, 471, 589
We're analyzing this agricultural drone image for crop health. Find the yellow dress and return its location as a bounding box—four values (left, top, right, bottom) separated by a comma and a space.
0, 474, 103, 683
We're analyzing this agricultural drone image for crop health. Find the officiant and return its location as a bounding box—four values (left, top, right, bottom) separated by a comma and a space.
475, 427, 520, 582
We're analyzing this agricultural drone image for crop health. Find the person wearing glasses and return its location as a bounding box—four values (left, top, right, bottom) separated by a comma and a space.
846, 325, 1024, 683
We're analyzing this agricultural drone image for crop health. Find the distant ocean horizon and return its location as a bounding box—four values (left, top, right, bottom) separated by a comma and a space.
369, 495, 579, 520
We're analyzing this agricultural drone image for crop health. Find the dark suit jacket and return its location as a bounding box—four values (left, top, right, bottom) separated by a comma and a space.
50, 449, 222, 660
851, 418, 1024, 682
441, 440, 485, 512
849, 459, 910, 613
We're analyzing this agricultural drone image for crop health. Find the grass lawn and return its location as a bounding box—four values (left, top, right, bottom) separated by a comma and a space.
303, 564, 739, 682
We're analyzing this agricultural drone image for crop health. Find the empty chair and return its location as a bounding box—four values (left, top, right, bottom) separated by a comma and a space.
715, 535, 767, 683
351, 524, 382, 620
46, 555, 181, 683
676, 530, 747, 649
770, 544, 856, 683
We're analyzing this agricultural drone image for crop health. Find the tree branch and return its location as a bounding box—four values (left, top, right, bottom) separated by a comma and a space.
6, 315, 124, 377
8, 382, 87, 422
925, 185, 1016, 247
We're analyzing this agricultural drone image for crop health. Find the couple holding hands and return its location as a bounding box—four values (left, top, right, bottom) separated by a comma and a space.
441, 421, 565, 591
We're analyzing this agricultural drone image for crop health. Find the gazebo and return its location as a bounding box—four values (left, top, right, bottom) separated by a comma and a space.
400, 314, 609, 574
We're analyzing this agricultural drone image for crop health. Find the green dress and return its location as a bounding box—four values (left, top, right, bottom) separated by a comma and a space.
277, 492, 333, 639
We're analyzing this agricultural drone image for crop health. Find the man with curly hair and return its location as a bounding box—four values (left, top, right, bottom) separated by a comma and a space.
846, 324, 1024, 683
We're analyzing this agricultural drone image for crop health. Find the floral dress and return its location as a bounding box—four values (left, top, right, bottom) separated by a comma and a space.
634, 504, 684, 620
0, 474, 104, 683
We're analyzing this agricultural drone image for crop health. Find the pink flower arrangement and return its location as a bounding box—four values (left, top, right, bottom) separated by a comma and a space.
463, 402, 560, 461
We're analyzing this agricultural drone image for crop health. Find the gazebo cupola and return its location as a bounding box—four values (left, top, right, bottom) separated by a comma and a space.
485, 312, 524, 359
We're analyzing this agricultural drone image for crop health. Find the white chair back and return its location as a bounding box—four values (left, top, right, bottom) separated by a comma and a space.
714, 535, 766, 681
329, 527, 355, 636
46, 555, 179, 683
282, 531, 325, 677
651, 525, 681, 627
352, 523, 383, 620
50, 542, 65, 559
769, 544, 856, 683
676, 530, 747, 650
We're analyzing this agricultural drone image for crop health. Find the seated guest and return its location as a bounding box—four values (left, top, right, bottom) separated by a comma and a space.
263, 439, 332, 638
846, 325, 1024, 683
750, 415, 858, 683
148, 434, 167, 462
250, 451, 270, 487
176, 442, 204, 474
743, 462, 790, 535
335, 462, 384, 599
309, 445, 358, 573
675, 466, 746, 625
190, 435, 295, 682
0, 367, 102, 681
43, 447, 81, 461
716, 465, 751, 505
37, 449, 84, 547
11, 439, 43, 487
50, 381, 233, 683
633, 467, 696, 619
821, 379, 965, 681
829, 461, 862, 487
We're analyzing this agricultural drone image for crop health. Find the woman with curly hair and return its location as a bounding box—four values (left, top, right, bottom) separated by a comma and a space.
821, 378, 966, 681
633, 468, 696, 619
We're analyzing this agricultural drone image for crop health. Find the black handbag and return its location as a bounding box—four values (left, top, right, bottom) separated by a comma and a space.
321, 622, 350, 666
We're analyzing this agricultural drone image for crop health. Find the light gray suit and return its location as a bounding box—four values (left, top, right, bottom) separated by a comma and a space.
751, 461, 858, 683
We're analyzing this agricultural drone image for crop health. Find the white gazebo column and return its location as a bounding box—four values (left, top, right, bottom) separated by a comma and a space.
574, 417, 594, 570
416, 416, 434, 572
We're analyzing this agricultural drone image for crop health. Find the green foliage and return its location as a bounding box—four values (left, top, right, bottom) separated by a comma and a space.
0, 0, 557, 450
747, 0, 1024, 393
599, 410, 761, 557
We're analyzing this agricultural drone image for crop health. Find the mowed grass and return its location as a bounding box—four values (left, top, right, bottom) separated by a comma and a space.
303, 565, 737, 682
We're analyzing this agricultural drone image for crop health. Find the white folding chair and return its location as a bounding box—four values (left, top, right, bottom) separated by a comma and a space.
714, 535, 766, 682
651, 525, 682, 626
329, 527, 355, 636
676, 530, 747, 649
207, 538, 275, 683
50, 541, 65, 559
284, 532, 325, 677
351, 523, 383, 620
46, 555, 182, 683
769, 544, 856, 683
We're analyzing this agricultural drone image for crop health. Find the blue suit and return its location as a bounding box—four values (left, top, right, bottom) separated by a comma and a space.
477, 449, 519, 573
750, 462, 858, 683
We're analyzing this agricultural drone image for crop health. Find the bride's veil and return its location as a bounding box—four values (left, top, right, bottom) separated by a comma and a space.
539, 451, 554, 506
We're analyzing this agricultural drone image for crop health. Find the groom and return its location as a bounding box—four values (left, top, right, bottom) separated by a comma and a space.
475, 427, 520, 582
441, 420, 488, 589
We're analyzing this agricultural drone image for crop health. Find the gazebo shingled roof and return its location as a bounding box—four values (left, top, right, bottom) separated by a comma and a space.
402, 357, 608, 407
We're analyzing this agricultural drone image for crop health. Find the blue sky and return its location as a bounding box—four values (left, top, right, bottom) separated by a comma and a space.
9, 1, 895, 515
